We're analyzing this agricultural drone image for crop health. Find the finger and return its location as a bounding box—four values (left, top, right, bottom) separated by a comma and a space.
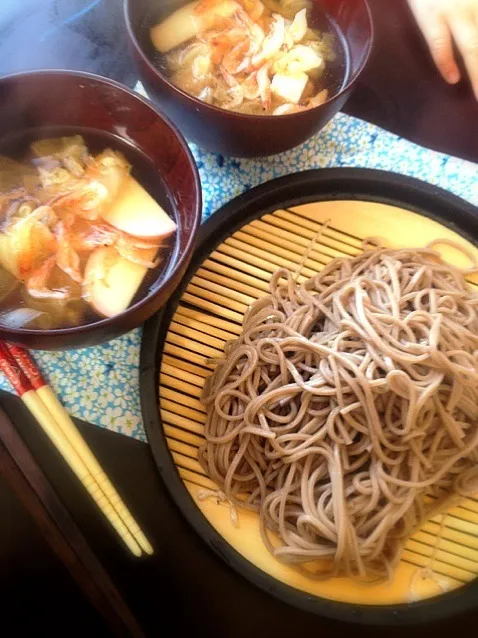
449, 13, 478, 99
409, 2, 460, 84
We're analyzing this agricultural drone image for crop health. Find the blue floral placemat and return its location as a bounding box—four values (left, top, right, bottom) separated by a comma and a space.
1, 111, 477, 442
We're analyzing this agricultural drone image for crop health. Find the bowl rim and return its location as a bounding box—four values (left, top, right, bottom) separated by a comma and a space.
123, 0, 374, 120
140, 167, 478, 626
0, 68, 202, 340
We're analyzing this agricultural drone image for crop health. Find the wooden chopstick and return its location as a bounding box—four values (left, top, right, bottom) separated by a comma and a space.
4, 343, 154, 556
0, 342, 144, 557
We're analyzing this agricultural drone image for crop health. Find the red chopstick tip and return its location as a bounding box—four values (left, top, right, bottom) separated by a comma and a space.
0, 343, 32, 395
4, 343, 46, 390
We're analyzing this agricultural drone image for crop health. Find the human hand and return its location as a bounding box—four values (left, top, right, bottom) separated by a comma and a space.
408, 0, 478, 100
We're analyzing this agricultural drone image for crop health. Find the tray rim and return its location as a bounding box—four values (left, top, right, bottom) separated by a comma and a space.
140, 167, 478, 626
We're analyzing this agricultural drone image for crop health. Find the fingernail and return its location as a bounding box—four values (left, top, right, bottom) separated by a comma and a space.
446, 68, 460, 84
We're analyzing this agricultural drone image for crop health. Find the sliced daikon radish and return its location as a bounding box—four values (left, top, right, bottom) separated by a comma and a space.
151, 0, 239, 53
101, 175, 176, 240
84, 246, 158, 318
271, 72, 308, 104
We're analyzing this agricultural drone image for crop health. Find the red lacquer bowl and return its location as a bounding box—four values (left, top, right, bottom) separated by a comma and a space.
0, 70, 201, 350
124, 0, 373, 157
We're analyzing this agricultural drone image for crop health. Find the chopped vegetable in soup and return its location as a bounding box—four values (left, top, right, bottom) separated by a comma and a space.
0, 136, 176, 329
151, 0, 337, 115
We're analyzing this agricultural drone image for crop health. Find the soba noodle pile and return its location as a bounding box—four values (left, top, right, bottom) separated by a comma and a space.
199, 242, 478, 580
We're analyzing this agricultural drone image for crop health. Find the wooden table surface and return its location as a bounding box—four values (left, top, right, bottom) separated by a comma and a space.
0, 1, 477, 636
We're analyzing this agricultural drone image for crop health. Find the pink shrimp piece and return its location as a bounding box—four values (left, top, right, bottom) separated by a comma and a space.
26, 256, 69, 300
238, 64, 270, 108
222, 40, 250, 74
272, 89, 329, 116
251, 13, 285, 67
51, 181, 109, 221
71, 221, 161, 265
208, 35, 233, 64
222, 84, 244, 109
124, 235, 162, 249
243, 0, 264, 22
115, 239, 160, 268
220, 65, 240, 87
242, 70, 260, 100
54, 220, 83, 283
210, 26, 247, 46
70, 222, 119, 251
235, 8, 264, 58
257, 62, 272, 109
178, 42, 205, 65
307, 89, 329, 108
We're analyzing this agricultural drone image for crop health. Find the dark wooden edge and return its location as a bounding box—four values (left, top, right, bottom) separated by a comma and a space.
0, 401, 146, 638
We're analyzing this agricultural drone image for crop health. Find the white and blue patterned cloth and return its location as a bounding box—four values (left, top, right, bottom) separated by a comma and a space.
1, 111, 477, 442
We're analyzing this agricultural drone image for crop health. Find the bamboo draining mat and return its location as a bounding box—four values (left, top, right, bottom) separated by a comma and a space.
159, 200, 478, 605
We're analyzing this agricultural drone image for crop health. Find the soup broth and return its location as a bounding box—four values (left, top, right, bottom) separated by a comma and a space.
147, 0, 349, 115
0, 128, 177, 330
